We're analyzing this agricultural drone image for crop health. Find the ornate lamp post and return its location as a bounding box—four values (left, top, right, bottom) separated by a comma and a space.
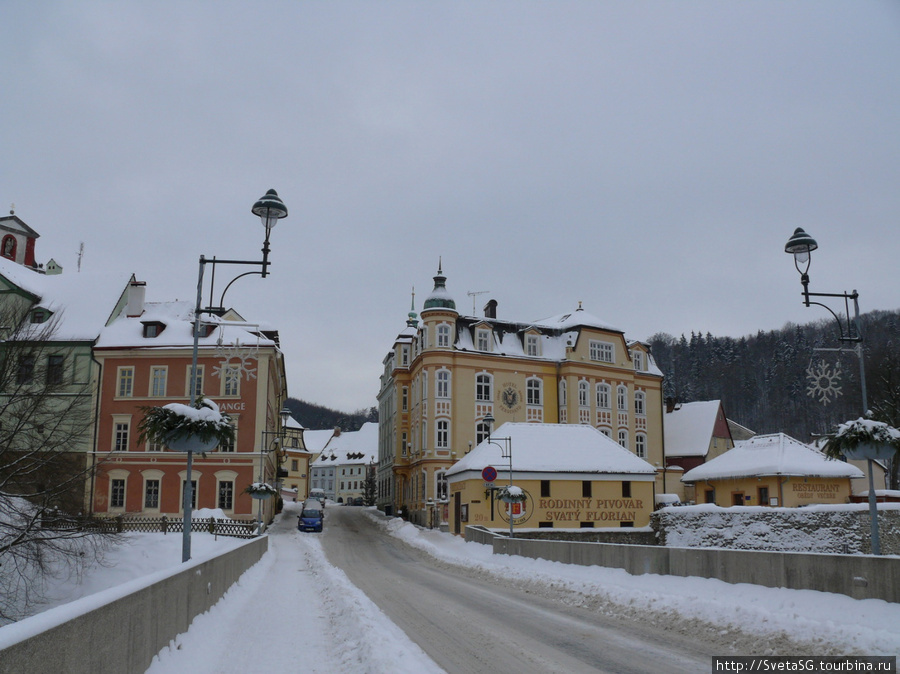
181, 190, 288, 563
784, 227, 880, 554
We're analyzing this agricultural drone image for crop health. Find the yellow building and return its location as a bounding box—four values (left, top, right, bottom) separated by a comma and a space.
681, 432, 863, 507
445, 422, 657, 533
376, 264, 665, 526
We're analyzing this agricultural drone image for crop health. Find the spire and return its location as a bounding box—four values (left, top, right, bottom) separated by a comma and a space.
423, 259, 457, 312
406, 286, 419, 327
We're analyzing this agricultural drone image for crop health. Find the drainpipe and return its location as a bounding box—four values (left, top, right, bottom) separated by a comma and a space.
88, 351, 103, 515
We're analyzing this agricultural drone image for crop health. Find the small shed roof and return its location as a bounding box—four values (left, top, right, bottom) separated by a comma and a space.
664, 400, 724, 458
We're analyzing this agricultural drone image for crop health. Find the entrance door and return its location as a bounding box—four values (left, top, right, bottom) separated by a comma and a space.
453, 492, 460, 534
732, 492, 745, 506
758, 486, 770, 506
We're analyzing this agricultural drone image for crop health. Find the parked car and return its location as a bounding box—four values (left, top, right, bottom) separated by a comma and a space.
297, 501, 324, 533
309, 488, 326, 507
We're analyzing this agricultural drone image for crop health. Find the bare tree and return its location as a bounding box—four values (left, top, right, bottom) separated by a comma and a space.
0, 305, 116, 623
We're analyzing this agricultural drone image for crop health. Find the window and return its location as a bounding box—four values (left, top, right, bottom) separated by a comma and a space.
525, 334, 540, 357
114, 422, 130, 451
17, 355, 35, 385
538, 521, 553, 528
635, 433, 647, 458
618, 429, 628, 449
600, 428, 611, 438
401, 386, 408, 411
223, 365, 240, 396
631, 350, 645, 372
436, 420, 449, 449
622, 481, 632, 498
634, 391, 645, 416
617, 385, 628, 411
291, 459, 299, 472
144, 480, 160, 509
589, 340, 614, 363
437, 324, 451, 347
47, 355, 64, 385
150, 366, 167, 397
475, 373, 493, 401
436, 471, 448, 501
540, 480, 551, 497
111, 479, 126, 508
475, 422, 489, 446
436, 370, 450, 398
30, 309, 47, 324
218, 481, 234, 510
143, 322, 165, 338
187, 365, 204, 397
117, 367, 134, 397
401, 431, 408, 457
559, 380, 566, 406
582, 481, 592, 498
596, 383, 611, 409
148, 439, 164, 452
400, 345, 409, 366
578, 381, 589, 407
705, 489, 715, 504
476, 329, 491, 352
218, 426, 235, 452
526, 378, 542, 405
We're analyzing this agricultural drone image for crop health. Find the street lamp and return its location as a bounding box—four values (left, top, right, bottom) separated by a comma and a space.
256, 406, 293, 528
181, 190, 288, 563
784, 228, 880, 554
483, 412, 515, 539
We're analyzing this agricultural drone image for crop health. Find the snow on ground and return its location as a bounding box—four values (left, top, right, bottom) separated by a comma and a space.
4, 500, 900, 671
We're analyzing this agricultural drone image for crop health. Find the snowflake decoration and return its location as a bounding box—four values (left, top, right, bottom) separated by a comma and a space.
212, 340, 258, 381
806, 359, 842, 405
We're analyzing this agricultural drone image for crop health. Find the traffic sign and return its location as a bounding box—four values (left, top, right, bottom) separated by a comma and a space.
482, 466, 498, 482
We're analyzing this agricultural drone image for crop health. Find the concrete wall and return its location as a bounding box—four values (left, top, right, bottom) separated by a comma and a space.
0, 536, 268, 674
488, 534, 900, 603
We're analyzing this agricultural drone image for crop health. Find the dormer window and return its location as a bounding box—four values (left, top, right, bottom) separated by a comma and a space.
30, 309, 49, 324
631, 350, 645, 372
476, 328, 491, 352
525, 334, 540, 357
196, 324, 216, 338
437, 323, 451, 348
142, 321, 166, 338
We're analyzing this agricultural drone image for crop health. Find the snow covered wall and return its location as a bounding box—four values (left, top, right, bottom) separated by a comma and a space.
653, 503, 900, 555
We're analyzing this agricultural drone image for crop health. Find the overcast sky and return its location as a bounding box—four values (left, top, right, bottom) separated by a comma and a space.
3, 1, 899, 415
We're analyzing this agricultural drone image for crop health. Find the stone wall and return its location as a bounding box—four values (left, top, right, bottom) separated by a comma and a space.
653, 505, 900, 555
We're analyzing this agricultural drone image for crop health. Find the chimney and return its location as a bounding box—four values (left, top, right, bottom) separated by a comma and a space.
665, 397, 677, 414
126, 281, 146, 317
483, 299, 498, 319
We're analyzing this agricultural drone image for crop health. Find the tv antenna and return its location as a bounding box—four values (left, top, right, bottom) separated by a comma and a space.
467, 290, 490, 315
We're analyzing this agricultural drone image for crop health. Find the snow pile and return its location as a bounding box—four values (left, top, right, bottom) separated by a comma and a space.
654, 503, 900, 553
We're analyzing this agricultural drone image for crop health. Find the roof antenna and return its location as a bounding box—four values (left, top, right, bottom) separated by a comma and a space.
9, 203, 15, 215
467, 290, 490, 315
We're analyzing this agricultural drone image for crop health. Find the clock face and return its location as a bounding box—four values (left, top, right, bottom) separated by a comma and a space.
501, 386, 519, 410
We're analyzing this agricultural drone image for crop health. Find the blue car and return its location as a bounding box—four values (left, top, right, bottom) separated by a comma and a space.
297, 505, 323, 532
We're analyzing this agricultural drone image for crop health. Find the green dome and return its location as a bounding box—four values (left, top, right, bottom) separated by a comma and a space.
422, 262, 457, 312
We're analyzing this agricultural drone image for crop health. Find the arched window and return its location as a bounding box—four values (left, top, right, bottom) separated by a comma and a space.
1, 235, 16, 261
436, 420, 449, 449
436, 369, 451, 399
634, 390, 645, 416
476, 373, 493, 401
526, 377, 542, 405
475, 421, 489, 445
596, 383, 611, 409
559, 380, 567, 406
617, 385, 628, 412
618, 429, 628, 448
578, 380, 589, 407
437, 323, 451, 347
635, 433, 647, 458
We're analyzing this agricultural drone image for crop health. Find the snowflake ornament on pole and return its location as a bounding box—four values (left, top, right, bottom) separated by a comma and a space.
212, 339, 259, 381
806, 359, 842, 405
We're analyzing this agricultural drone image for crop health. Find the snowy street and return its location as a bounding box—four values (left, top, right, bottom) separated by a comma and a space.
142, 501, 900, 673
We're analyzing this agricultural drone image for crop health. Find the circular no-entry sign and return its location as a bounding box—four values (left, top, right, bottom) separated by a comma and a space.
482, 466, 498, 482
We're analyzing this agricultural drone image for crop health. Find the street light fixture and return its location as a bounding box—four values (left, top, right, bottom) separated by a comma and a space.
483, 412, 515, 539
181, 190, 289, 563
784, 228, 879, 554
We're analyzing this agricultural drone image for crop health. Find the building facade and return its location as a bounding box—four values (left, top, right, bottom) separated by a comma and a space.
90, 281, 290, 522
377, 265, 665, 526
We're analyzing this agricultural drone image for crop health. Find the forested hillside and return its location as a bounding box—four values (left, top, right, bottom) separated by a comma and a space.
648, 309, 900, 442
284, 398, 377, 432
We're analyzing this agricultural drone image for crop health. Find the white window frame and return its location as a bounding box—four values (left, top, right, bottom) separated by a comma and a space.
112, 416, 131, 452
578, 380, 589, 407
436, 420, 449, 449
117, 367, 134, 398
475, 373, 493, 402
476, 328, 491, 352
525, 334, 540, 357
223, 364, 240, 397
617, 385, 628, 412
635, 433, 647, 458
634, 390, 646, 416
596, 383, 611, 409
589, 340, 615, 363
150, 366, 167, 397
559, 380, 567, 406
526, 377, 542, 405
631, 350, 645, 372
436, 369, 451, 399
436, 471, 448, 501
110, 477, 126, 509
186, 364, 204, 397
437, 323, 451, 348
618, 429, 628, 449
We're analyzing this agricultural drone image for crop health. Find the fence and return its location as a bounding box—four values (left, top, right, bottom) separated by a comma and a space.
41, 513, 258, 538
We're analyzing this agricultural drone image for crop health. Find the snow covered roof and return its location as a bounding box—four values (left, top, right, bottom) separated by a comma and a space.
446, 422, 657, 478
304, 429, 338, 454
0, 255, 133, 341
95, 299, 277, 350
311, 422, 378, 466
681, 433, 865, 482
532, 306, 622, 333
664, 401, 724, 458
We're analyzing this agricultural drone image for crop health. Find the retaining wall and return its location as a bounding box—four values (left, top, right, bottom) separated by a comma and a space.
0, 535, 268, 674
487, 534, 900, 603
